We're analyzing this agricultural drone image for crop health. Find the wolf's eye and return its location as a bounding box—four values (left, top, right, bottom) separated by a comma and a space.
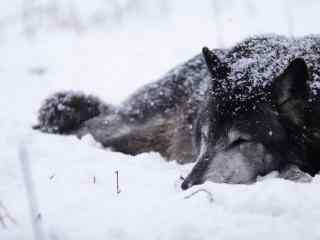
230, 137, 249, 148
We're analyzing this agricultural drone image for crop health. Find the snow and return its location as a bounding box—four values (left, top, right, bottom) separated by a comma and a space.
1, 0, 320, 239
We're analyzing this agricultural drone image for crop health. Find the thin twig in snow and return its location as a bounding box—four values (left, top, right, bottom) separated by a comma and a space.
115, 170, 121, 194
19, 144, 44, 240
184, 188, 214, 203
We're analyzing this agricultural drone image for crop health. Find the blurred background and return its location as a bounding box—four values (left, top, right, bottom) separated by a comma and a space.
1, 0, 319, 41
1, 0, 320, 105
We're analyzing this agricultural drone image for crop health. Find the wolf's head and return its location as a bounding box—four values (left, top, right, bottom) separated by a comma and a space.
181, 48, 310, 190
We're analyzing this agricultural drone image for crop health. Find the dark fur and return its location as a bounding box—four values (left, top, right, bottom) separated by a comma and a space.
34, 35, 320, 188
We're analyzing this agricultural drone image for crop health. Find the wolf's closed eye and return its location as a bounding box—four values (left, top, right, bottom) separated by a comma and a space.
229, 137, 249, 148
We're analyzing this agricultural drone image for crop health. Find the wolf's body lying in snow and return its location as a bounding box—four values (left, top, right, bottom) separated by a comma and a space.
35, 35, 320, 189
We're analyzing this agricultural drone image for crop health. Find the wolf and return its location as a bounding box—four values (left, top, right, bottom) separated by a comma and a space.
34, 35, 320, 190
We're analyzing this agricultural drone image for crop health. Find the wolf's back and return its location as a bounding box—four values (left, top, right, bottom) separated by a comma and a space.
120, 34, 320, 124
34, 34, 320, 134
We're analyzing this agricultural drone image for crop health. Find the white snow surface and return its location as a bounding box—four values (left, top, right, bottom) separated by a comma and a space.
1, 0, 320, 239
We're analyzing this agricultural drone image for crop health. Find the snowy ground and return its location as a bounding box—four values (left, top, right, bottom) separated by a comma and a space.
1, 1, 320, 239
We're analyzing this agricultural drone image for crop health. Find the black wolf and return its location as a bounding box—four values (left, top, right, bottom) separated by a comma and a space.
34, 35, 320, 189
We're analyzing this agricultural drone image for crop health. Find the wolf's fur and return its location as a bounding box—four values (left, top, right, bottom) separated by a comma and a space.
35, 35, 320, 188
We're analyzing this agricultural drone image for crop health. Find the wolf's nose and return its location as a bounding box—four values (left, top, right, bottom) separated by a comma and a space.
181, 180, 190, 190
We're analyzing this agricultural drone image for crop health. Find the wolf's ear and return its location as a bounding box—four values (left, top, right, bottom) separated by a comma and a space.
202, 47, 229, 80
272, 58, 309, 126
